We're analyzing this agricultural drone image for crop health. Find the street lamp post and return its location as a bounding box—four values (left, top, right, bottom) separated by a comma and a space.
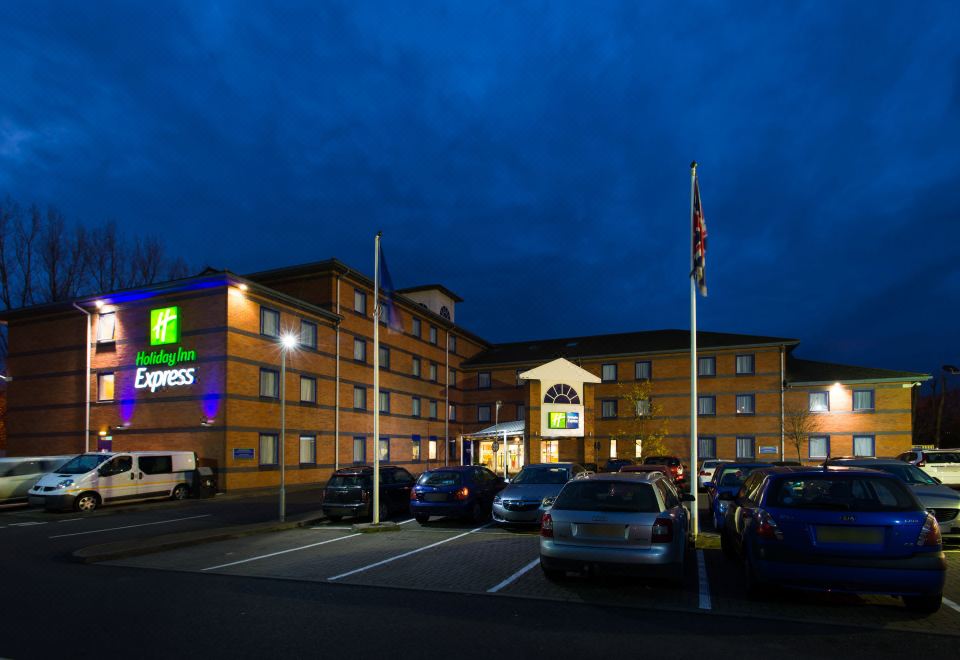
279, 333, 298, 522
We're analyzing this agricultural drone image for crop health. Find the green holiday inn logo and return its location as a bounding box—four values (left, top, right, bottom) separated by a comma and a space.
150, 306, 180, 345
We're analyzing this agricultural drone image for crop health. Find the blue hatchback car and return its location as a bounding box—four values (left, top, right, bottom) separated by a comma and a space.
739, 467, 946, 612
410, 465, 506, 524
704, 462, 768, 530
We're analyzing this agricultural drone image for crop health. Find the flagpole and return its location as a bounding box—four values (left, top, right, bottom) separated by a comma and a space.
373, 232, 381, 525
689, 161, 699, 540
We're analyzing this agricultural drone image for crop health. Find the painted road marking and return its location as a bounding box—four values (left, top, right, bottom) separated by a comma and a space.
944, 597, 960, 614
10, 521, 47, 527
202, 533, 362, 571
49, 514, 211, 539
697, 549, 712, 610
57, 518, 85, 523
398, 518, 416, 525
487, 558, 540, 593
328, 522, 492, 581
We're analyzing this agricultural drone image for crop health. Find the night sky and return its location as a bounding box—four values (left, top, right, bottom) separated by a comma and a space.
1, 2, 958, 377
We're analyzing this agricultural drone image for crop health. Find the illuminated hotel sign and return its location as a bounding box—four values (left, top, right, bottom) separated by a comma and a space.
547, 411, 579, 430
134, 306, 197, 392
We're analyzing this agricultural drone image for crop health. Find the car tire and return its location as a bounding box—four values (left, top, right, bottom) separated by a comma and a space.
743, 554, 768, 599
171, 484, 189, 501
326, 515, 342, 523
74, 492, 100, 513
720, 530, 738, 560
903, 593, 942, 613
414, 513, 430, 524
470, 501, 487, 524
540, 560, 566, 582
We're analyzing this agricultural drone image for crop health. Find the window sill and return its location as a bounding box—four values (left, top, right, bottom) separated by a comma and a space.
259, 395, 280, 401
258, 465, 279, 471
299, 462, 317, 468
299, 401, 318, 407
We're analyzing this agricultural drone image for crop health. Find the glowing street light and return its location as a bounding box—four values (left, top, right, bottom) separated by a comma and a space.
278, 333, 298, 521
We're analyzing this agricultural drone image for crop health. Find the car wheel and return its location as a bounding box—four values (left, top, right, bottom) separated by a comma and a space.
414, 513, 430, 524
377, 500, 389, 522
903, 593, 942, 613
74, 492, 100, 513
470, 501, 487, 524
720, 530, 738, 560
171, 484, 189, 501
540, 560, 566, 582
326, 515, 342, 523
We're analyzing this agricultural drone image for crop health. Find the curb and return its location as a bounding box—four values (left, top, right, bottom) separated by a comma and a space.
72, 510, 327, 563
351, 521, 402, 533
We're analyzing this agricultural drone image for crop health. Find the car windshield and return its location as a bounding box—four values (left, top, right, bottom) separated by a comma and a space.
419, 471, 462, 487
553, 480, 660, 513
715, 465, 762, 485
869, 464, 938, 486
770, 476, 917, 512
645, 457, 676, 465
512, 466, 569, 485
54, 454, 110, 475
327, 475, 371, 488
926, 452, 960, 463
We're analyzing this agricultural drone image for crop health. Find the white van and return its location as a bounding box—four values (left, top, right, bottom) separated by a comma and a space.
27, 451, 197, 512
897, 448, 960, 487
0, 456, 74, 504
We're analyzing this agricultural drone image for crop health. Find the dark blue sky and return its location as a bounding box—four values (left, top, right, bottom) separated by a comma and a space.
1, 2, 958, 376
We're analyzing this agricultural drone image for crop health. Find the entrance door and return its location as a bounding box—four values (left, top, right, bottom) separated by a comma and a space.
463, 442, 473, 465
96, 454, 138, 502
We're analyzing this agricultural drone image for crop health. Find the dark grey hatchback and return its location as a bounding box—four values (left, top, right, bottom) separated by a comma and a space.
321, 465, 415, 522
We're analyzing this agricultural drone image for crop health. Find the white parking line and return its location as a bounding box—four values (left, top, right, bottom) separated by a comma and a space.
10, 521, 47, 527
202, 533, 362, 571
57, 518, 85, 523
487, 558, 540, 593
328, 522, 492, 581
944, 597, 960, 614
398, 518, 416, 525
697, 549, 712, 610
48, 514, 211, 539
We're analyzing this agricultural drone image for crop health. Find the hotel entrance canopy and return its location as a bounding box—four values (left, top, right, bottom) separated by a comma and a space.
463, 420, 525, 439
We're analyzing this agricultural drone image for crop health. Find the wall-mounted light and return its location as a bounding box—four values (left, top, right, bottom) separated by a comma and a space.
94, 300, 105, 309
114, 422, 131, 431
201, 417, 216, 427
98, 430, 107, 437
238, 283, 249, 292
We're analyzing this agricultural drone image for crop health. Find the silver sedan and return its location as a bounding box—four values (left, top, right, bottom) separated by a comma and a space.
493, 463, 588, 524
539, 472, 693, 583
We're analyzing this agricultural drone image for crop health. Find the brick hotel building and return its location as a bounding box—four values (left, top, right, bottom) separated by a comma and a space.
0, 259, 929, 491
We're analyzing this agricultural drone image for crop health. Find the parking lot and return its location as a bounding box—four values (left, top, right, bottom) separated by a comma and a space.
104, 514, 960, 636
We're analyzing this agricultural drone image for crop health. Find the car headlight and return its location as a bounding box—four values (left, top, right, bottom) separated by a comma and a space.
493, 495, 502, 504
56, 479, 74, 489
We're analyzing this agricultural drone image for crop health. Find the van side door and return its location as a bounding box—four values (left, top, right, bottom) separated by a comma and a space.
97, 455, 138, 501
137, 455, 174, 498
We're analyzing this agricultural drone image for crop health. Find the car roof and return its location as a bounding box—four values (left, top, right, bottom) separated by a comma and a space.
827, 458, 906, 466
582, 472, 662, 483
421, 465, 476, 473
767, 466, 898, 478
332, 465, 403, 474
525, 463, 575, 468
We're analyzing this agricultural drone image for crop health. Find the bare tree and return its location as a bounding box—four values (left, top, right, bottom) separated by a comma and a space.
785, 404, 822, 463
130, 236, 164, 286
613, 380, 670, 460
14, 204, 42, 307
86, 220, 126, 292
166, 256, 191, 281
37, 206, 89, 302
0, 197, 19, 309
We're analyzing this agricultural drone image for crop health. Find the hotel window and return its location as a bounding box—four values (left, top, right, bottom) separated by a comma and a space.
97, 372, 115, 401
542, 440, 559, 463
736, 394, 755, 415
853, 389, 875, 412
378, 436, 390, 462
299, 435, 316, 465
478, 372, 491, 389
429, 325, 438, 345
853, 435, 876, 457
517, 403, 526, 421
260, 307, 280, 338
412, 357, 421, 378
429, 400, 438, 419
97, 312, 116, 343
448, 438, 457, 461
412, 317, 421, 338
259, 433, 278, 466
449, 369, 457, 388
353, 386, 366, 410
698, 356, 716, 377
635, 361, 651, 381
809, 391, 829, 412
411, 396, 421, 417
300, 376, 317, 403
429, 363, 438, 382
478, 404, 491, 422
428, 436, 438, 460
634, 439, 643, 458
609, 438, 618, 458
601, 364, 617, 382
736, 436, 756, 458
698, 436, 717, 459
379, 345, 390, 370
379, 391, 390, 414
353, 338, 366, 362
601, 399, 617, 418
411, 435, 421, 462
697, 395, 716, 416
635, 398, 651, 416
449, 403, 457, 421
300, 320, 317, 349
736, 354, 755, 375
260, 369, 279, 398
353, 436, 366, 464
354, 289, 367, 315
809, 436, 830, 459
448, 334, 457, 353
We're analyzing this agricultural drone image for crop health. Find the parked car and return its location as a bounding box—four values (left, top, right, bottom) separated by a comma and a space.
717, 466, 806, 559
770, 460, 803, 467
643, 456, 687, 487
736, 466, 946, 612
28, 451, 197, 512
697, 459, 732, 490
825, 458, 960, 541
410, 465, 506, 524
619, 464, 670, 479
539, 472, 694, 583
0, 456, 74, 505
896, 449, 960, 487
493, 463, 588, 525
599, 458, 635, 472
704, 462, 769, 529
321, 465, 415, 522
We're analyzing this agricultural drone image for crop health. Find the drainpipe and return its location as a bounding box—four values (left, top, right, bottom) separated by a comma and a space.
335, 275, 341, 470
444, 329, 449, 466
780, 346, 785, 459
72, 303, 92, 453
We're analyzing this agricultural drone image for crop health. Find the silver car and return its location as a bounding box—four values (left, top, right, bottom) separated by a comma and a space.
493, 463, 588, 524
539, 472, 693, 582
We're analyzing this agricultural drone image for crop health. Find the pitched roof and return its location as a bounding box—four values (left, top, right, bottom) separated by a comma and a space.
395, 284, 464, 303
786, 357, 930, 385
461, 329, 798, 368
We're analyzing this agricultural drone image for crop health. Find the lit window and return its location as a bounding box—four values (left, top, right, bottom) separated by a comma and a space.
601, 364, 617, 382
601, 399, 617, 418
259, 433, 278, 466
378, 437, 390, 462
698, 437, 717, 459
379, 391, 390, 414
260, 308, 280, 337
736, 394, 755, 415
353, 386, 366, 410
299, 435, 316, 464
736, 354, 755, 375
698, 357, 716, 377
97, 312, 116, 342
300, 321, 317, 349
353, 436, 366, 464
478, 405, 491, 422
478, 372, 491, 389
697, 395, 716, 416
809, 391, 829, 412
635, 361, 651, 380
97, 373, 115, 401
411, 396, 421, 417
736, 436, 755, 458
853, 435, 875, 457
853, 390, 874, 412
300, 376, 316, 403
260, 369, 279, 398
353, 338, 366, 362
635, 399, 651, 416
428, 437, 438, 460
809, 436, 829, 459
609, 438, 617, 458
411, 435, 421, 462
354, 289, 367, 315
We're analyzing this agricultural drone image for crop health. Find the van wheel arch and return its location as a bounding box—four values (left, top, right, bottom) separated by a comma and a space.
171, 484, 190, 501
74, 491, 101, 513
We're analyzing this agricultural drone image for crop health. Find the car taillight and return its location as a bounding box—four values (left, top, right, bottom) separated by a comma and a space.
699, 470, 708, 476
917, 460, 926, 468
541, 513, 554, 538
755, 508, 783, 541
917, 513, 942, 547
409, 488, 417, 501
651, 517, 674, 543
361, 490, 369, 503
676, 466, 684, 475
454, 487, 470, 501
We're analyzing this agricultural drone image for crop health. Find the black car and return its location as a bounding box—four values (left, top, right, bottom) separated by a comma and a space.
599, 458, 635, 472
321, 465, 415, 522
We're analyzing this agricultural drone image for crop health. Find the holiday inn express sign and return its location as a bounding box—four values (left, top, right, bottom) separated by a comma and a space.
134, 306, 197, 392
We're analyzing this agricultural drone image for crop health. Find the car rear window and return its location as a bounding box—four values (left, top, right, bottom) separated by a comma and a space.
513, 466, 569, 485
418, 471, 462, 487
327, 475, 371, 488
769, 475, 917, 512
552, 480, 660, 513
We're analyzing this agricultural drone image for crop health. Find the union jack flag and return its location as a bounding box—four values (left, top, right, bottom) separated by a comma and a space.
691, 173, 707, 297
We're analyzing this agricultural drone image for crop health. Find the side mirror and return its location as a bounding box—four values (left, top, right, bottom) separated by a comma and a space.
703, 482, 715, 490
718, 492, 736, 501
679, 493, 696, 502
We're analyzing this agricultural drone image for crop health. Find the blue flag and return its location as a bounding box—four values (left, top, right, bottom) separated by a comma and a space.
378, 242, 403, 331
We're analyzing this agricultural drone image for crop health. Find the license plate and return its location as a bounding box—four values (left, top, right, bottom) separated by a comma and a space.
424, 493, 448, 502
577, 523, 626, 539
815, 526, 884, 544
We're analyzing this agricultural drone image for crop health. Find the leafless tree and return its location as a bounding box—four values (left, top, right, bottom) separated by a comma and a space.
86, 220, 126, 293
130, 236, 164, 286
785, 404, 822, 463
0, 197, 18, 309
14, 204, 42, 307
38, 206, 89, 302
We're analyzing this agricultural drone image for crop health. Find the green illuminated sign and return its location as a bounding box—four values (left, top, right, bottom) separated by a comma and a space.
150, 306, 180, 345
548, 412, 567, 429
